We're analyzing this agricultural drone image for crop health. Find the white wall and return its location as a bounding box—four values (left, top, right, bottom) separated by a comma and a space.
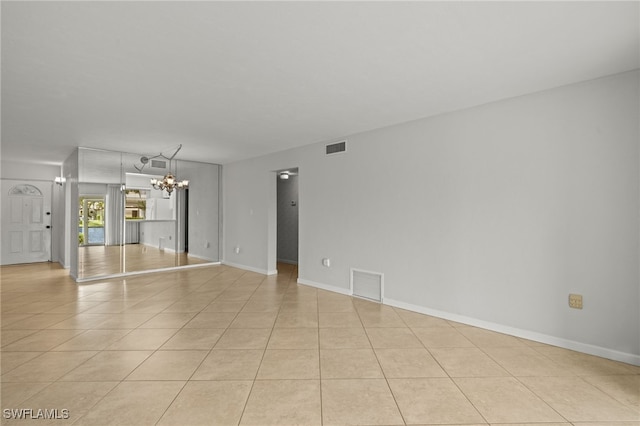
223, 70, 640, 364
139, 185, 176, 249
146, 191, 175, 221
140, 220, 176, 250
176, 160, 221, 262
1, 161, 60, 181
78, 148, 122, 183
224, 154, 291, 275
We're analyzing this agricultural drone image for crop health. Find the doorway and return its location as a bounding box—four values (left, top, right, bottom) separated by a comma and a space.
184, 188, 189, 253
276, 168, 299, 267
78, 196, 105, 246
0, 180, 52, 265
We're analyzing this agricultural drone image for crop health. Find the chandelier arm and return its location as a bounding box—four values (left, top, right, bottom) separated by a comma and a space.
148, 145, 187, 195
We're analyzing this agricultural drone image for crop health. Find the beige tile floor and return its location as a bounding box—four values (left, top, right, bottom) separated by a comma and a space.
78, 244, 211, 279
1, 262, 639, 425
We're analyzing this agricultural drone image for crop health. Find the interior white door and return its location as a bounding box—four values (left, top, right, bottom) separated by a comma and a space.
1, 180, 52, 265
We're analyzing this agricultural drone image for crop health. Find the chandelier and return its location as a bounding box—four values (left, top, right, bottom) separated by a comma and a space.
150, 172, 189, 194
140, 144, 189, 195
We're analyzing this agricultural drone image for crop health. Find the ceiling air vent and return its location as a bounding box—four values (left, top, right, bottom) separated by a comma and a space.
326, 141, 346, 155
150, 159, 167, 169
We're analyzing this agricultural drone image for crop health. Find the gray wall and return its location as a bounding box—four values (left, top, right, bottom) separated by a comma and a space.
223, 70, 640, 364
176, 160, 221, 262
277, 174, 298, 264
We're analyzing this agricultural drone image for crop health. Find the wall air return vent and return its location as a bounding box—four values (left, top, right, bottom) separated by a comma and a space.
150, 159, 167, 169
351, 268, 383, 302
326, 141, 347, 155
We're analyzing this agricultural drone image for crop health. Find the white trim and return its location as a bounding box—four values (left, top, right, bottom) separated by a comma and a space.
350, 267, 384, 303
75, 261, 221, 283
222, 260, 276, 275
297, 277, 351, 296
138, 242, 176, 252
0, 177, 55, 183
187, 252, 218, 262
385, 297, 640, 367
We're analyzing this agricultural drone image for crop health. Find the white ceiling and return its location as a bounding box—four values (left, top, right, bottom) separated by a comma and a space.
2, 1, 638, 166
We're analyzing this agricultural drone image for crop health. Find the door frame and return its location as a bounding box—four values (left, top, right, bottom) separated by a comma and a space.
0, 179, 53, 265
268, 167, 300, 275
78, 195, 106, 246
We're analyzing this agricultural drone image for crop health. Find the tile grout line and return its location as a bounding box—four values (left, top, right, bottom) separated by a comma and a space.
57, 273, 193, 424
394, 307, 491, 425
3, 263, 637, 425
358, 303, 408, 426
154, 269, 256, 424
235, 269, 290, 426
69, 268, 241, 424
475, 341, 573, 423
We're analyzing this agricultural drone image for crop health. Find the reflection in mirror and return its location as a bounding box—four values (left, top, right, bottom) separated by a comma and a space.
79, 197, 105, 246
123, 171, 209, 274
76, 147, 220, 280
125, 189, 147, 220
77, 182, 120, 278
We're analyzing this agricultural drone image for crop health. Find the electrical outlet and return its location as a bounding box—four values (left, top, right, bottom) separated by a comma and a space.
322, 258, 331, 267
569, 294, 583, 309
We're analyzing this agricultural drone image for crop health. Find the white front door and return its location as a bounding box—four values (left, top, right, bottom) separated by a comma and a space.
1, 180, 52, 265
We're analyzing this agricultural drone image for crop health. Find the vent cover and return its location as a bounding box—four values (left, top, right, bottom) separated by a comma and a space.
326, 141, 346, 155
351, 268, 383, 302
151, 159, 167, 169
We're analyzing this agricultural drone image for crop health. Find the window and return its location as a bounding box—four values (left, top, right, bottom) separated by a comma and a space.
125, 189, 148, 220
79, 197, 105, 245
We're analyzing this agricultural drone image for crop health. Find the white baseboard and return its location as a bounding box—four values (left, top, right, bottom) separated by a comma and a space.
139, 242, 175, 253
297, 278, 351, 296
221, 260, 277, 276
385, 297, 640, 367
187, 252, 217, 262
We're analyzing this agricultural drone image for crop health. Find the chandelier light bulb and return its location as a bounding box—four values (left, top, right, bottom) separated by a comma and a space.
150, 172, 188, 195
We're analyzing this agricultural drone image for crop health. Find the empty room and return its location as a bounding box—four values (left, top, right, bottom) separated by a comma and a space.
1, 1, 638, 425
